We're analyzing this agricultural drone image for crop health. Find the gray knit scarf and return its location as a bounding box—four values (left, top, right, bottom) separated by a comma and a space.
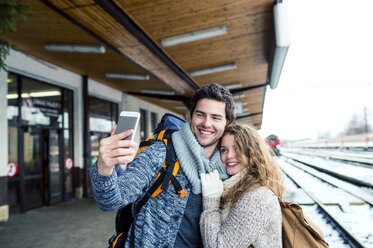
172, 123, 229, 194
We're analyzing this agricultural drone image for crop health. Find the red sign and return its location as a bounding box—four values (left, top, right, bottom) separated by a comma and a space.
64, 157, 74, 170
8, 162, 19, 178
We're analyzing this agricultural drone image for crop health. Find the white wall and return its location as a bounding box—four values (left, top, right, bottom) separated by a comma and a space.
0, 69, 8, 177
88, 78, 122, 103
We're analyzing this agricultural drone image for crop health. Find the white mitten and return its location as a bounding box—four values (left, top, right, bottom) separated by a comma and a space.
201, 170, 224, 198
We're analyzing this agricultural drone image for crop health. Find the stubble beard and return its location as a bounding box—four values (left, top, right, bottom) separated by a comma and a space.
200, 138, 220, 148
194, 134, 220, 149
191, 125, 221, 149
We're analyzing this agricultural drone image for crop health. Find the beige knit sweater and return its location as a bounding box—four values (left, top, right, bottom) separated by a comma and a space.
200, 186, 282, 248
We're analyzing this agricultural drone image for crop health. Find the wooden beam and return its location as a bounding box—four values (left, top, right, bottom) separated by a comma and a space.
127, 92, 191, 109
94, 0, 199, 92
230, 83, 268, 94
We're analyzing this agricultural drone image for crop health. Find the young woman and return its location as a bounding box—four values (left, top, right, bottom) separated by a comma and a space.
200, 124, 285, 248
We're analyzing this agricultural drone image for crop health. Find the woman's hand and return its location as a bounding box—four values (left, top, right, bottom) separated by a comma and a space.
200, 170, 224, 198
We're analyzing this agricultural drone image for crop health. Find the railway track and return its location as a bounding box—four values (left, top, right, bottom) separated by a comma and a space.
281, 150, 373, 188
276, 156, 373, 247
282, 148, 373, 166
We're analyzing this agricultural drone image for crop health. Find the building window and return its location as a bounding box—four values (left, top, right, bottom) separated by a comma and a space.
20, 77, 62, 127
150, 112, 158, 134
7, 74, 18, 125
89, 96, 117, 133
7, 72, 74, 212
88, 96, 118, 164
140, 109, 148, 141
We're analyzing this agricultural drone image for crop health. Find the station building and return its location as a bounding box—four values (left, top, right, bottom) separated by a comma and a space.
0, 50, 182, 220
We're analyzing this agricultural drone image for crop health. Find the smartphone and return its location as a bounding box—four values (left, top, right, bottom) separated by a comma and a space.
115, 111, 140, 141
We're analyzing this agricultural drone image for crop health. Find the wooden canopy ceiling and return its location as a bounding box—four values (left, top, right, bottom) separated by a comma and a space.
5, 0, 276, 128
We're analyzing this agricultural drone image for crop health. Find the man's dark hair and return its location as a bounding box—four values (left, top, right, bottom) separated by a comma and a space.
190, 83, 236, 125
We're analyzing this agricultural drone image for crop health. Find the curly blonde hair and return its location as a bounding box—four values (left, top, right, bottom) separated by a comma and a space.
220, 123, 285, 209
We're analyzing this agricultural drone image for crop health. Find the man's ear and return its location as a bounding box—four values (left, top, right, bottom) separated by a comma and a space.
186, 111, 192, 123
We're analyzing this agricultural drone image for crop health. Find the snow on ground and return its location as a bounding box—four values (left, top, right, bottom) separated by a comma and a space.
281, 151, 373, 185
276, 156, 373, 247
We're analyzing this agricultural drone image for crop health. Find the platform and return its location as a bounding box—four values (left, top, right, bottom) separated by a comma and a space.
0, 198, 116, 248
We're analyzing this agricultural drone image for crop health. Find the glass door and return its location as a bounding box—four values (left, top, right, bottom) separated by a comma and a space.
22, 126, 43, 211
42, 129, 63, 205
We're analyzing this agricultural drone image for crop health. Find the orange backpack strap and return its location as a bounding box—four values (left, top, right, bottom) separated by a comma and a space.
147, 131, 186, 199
135, 130, 167, 156
132, 130, 186, 219
149, 159, 186, 198
134, 129, 186, 200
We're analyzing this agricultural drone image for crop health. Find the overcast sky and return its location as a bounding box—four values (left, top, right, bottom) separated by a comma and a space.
259, 0, 373, 141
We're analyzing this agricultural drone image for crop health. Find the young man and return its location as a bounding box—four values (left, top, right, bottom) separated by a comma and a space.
90, 84, 236, 248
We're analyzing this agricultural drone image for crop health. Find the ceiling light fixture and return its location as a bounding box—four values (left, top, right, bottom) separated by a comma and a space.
106, 73, 150, 81
159, 99, 183, 103
224, 82, 242, 90
236, 101, 248, 106
189, 63, 237, 77
7, 91, 61, 99
7, 94, 18, 99
28, 91, 61, 98
232, 93, 245, 99
161, 26, 227, 47
140, 89, 175, 95
174, 106, 188, 110
270, 2, 290, 89
45, 44, 106, 53
235, 102, 243, 114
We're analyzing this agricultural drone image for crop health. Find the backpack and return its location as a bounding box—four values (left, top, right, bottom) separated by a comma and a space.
281, 201, 329, 248
108, 113, 186, 248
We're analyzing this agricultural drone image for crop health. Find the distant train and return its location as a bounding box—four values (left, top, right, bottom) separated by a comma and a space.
289, 133, 373, 150
266, 134, 280, 156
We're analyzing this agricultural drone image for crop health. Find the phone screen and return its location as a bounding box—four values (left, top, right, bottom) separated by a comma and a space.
115, 115, 139, 140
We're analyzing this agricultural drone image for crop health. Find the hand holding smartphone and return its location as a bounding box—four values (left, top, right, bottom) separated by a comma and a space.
97, 111, 140, 176
114, 111, 140, 171
115, 111, 140, 141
